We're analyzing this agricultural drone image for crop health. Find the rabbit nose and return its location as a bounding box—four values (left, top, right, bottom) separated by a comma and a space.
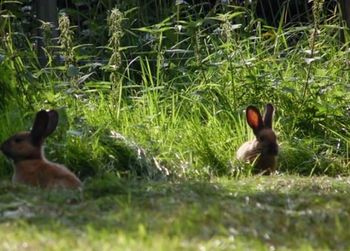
1, 140, 10, 154
266, 143, 278, 155
269, 145, 279, 155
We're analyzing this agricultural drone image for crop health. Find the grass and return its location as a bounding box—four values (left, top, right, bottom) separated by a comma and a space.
1, 176, 350, 250
0, 2, 349, 177
0, 2, 350, 250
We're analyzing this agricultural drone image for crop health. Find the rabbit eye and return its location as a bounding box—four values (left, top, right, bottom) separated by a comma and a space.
14, 137, 23, 143
259, 136, 265, 141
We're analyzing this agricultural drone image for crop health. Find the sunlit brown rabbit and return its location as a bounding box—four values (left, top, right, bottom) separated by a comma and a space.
236, 104, 279, 174
1, 110, 82, 189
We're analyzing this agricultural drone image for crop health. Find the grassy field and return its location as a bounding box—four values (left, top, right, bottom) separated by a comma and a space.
1, 175, 350, 250
0, 1, 350, 250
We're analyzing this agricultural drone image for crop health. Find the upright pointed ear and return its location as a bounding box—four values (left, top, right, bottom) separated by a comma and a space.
44, 110, 59, 137
246, 106, 264, 135
263, 103, 274, 129
31, 110, 49, 146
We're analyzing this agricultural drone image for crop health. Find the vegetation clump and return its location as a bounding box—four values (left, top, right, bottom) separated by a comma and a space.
0, 1, 349, 178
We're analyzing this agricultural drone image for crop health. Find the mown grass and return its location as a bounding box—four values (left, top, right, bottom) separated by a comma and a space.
1, 176, 350, 250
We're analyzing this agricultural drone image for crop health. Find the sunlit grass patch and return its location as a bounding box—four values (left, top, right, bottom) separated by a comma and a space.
1, 176, 350, 250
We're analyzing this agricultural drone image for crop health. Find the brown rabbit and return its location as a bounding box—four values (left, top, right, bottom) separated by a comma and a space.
236, 104, 279, 174
0, 110, 82, 189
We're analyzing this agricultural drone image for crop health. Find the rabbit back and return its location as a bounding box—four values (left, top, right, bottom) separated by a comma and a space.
236, 139, 261, 163
237, 139, 277, 173
13, 159, 82, 189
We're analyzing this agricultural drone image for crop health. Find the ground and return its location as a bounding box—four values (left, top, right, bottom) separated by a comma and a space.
0, 175, 349, 251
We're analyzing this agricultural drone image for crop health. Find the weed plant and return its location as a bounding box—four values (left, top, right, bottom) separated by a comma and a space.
0, 1, 349, 181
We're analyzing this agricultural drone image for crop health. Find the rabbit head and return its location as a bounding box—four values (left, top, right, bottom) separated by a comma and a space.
1, 110, 58, 162
237, 103, 279, 173
246, 104, 278, 156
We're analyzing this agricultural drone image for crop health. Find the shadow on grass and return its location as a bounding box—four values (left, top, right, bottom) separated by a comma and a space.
0, 176, 349, 250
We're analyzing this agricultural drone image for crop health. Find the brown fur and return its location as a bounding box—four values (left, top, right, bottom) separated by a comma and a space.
1, 110, 82, 189
13, 159, 81, 189
236, 104, 279, 174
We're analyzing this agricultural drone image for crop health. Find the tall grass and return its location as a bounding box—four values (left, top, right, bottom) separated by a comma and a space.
0, 1, 349, 180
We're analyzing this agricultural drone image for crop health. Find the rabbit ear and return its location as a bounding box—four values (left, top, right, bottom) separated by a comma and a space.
44, 110, 59, 137
246, 106, 264, 135
263, 103, 274, 129
31, 110, 50, 146
31, 110, 59, 146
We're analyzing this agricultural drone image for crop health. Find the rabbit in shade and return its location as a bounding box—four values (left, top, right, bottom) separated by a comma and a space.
236, 104, 279, 174
1, 110, 82, 189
